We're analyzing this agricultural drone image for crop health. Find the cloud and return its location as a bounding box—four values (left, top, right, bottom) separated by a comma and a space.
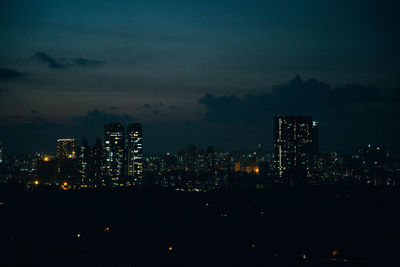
169, 105, 180, 110
32, 52, 66, 69
0, 68, 28, 80
198, 75, 399, 123
72, 109, 139, 129
109, 106, 118, 110
0, 87, 11, 93
72, 57, 105, 67
144, 102, 164, 109
31, 109, 39, 114
32, 52, 105, 69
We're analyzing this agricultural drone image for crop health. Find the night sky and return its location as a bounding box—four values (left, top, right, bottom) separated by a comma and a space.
1, 0, 400, 155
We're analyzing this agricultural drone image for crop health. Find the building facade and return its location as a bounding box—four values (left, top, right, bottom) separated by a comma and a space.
126, 123, 143, 182
56, 139, 77, 185
273, 115, 317, 181
104, 123, 125, 186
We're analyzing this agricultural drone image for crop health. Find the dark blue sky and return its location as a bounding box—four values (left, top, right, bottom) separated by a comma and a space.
1, 0, 400, 155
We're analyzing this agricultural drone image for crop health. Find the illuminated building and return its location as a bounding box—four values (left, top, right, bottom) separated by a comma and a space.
104, 123, 125, 186
92, 137, 104, 186
77, 138, 89, 185
57, 139, 76, 159
186, 145, 196, 172
273, 115, 317, 181
312, 121, 319, 154
126, 123, 143, 182
56, 139, 77, 185
0, 141, 3, 164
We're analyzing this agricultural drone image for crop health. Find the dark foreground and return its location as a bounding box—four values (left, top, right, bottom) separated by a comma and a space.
1, 185, 400, 266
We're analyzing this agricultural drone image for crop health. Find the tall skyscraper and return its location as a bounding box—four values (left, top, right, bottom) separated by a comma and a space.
104, 123, 125, 186
57, 139, 76, 159
0, 141, 3, 164
273, 115, 317, 181
56, 139, 77, 185
126, 123, 143, 182
77, 138, 89, 186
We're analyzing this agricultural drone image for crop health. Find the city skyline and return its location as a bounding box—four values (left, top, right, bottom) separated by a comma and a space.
1, 1, 400, 155
2, 2, 400, 266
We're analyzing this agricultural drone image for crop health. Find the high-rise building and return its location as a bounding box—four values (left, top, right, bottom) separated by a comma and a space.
56, 139, 77, 185
37, 155, 57, 185
273, 115, 317, 181
77, 138, 89, 186
0, 141, 3, 164
90, 137, 104, 186
57, 139, 76, 160
126, 123, 143, 182
104, 123, 125, 186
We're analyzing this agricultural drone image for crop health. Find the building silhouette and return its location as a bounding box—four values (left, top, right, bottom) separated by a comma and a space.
126, 123, 143, 183
273, 115, 317, 183
104, 123, 125, 187
0, 141, 3, 164
56, 139, 77, 185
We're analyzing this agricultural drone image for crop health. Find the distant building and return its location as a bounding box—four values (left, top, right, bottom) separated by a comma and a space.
359, 144, 386, 170
56, 139, 77, 185
273, 115, 317, 182
126, 123, 143, 182
77, 138, 89, 186
104, 123, 125, 186
311, 121, 319, 154
37, 156, 57, 185
0, 141, 3, 164
56, 139, 76, 160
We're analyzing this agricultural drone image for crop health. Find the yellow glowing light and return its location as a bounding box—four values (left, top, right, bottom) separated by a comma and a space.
34, 180, 39, 185
63, 182, 68, 186
331, 250, 339, 257
168, 246, 173, 251
43, 156, 50, 162
104, 227, 110, 232
251, 243, 256, 248
77, 233, 81, 238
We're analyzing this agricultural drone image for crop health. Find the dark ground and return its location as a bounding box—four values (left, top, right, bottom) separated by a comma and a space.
1, 185, 399, 266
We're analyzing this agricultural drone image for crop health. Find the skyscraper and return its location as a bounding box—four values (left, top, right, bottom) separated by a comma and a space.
126, 123, 143, 182
0, 141, 3, 164
56, 139, 77, 185
57, 139, 76, 159
77, 138, 89, 186
273, 115, 316, 181
104, 123, 125, 186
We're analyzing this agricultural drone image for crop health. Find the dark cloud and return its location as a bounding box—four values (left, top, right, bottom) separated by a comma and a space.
32, 52, 66, 69
72, 57, 105, 67
0, 68, 28, 80
198, 76, 399, 123
109, 106, 118, 110
152, 110, 159, 115
31, 109, 39, 114
169, 105, 179, 110
32, 52, 105, 69
0, 87, 11, 93
72, 109, 139, 129
144, 102, 164, 109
